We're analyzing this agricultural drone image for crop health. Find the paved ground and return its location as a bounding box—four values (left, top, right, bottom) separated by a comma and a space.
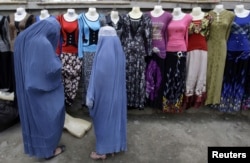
1, 105, 250, 163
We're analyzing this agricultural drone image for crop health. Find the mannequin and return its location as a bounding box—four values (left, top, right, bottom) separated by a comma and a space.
172, 7, 186, 20
85, 7, 99, 21
190, 7, 205, 20
129, 6, 143, 19
15, 7, 27, 22
151, 5, 164, 17
39, 9, 50, 20
213, 4, 225, 14
234, 4, 250, 18
110, 10, 119, 24
63, 8, 78, 22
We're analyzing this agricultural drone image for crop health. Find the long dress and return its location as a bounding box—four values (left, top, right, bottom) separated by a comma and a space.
13, 18, 65, 158
220, 13, 250, 112
86, 26, 127, 155
183, 13, 213, 109
205, 10, 235, 105
57, 15, 82, 106
145, 11, 172, 110
78, 13, 102, 106
163, 14, 192, 113
121, 13, 152, 109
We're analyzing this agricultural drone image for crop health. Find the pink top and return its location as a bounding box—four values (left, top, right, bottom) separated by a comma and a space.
166, 14, 192, 52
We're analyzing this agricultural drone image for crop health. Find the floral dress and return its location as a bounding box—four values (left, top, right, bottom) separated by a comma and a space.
121, 13, 152, 109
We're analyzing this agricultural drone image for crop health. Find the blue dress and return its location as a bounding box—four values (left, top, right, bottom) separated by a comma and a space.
86, 26, 127, 155
219, 13, 250, 112
13, 18, 65, 158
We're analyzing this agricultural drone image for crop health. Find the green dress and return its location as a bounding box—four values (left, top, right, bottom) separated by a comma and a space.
205, 10, 235, 105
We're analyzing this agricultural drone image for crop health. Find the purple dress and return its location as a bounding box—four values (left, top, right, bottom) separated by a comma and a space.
145, 11, 172, 109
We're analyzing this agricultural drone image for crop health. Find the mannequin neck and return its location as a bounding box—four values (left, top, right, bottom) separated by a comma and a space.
64, 9, 78, 22
234, 4, 250, 17
151, 5, 164, 17
214, 4, 224, 14
172, 7, 185, 20
110, 11, 119, 24
85, 7, 99, 21
40, 9, 50, 20
129, 6, 143, 19
191, 7, 205, 20
15, 7, 27, 21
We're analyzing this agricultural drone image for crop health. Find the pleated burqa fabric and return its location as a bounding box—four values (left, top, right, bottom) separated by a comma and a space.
86, 26, 127, 155
13, 18, 65, 158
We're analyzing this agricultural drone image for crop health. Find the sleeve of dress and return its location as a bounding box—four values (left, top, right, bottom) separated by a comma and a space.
25, 41, 63, 92
185, 16, 192, 49
3, 16, 11, 50
56, 15, 62, 55
144, 14, 153, 56
25, 15, 35, 28
225, 12, 235, 40
78, 15, 83, 58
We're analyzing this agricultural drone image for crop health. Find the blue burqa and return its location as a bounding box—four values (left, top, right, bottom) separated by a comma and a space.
86, 26, 127, 155
13, 18, 65, 158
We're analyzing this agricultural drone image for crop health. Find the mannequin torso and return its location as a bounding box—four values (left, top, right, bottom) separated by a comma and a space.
110, 11, 119, 24
234, 4, 250, 18
172, 7, 186, 20
213, 4, 225, 14
191, 7, 205, 20
85, 7, 99, 21
64, 9, 78, 22
40, 9, 50, 20
151, 5, 165, 17
15, 7, 27, 22
129, 6, 143, 19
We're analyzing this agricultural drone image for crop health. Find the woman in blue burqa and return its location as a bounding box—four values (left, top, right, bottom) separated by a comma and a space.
13, 17, 65, 159
86, 26, 127, 160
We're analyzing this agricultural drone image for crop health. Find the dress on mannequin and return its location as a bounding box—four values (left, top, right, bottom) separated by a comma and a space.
206, 5, 235, 105
190, 7, 205, 20
145, 6, 172, 110
64, 8, 78, 22
129, 6, 143, 19
234, 4, 250, 18
172, 7, 186, 20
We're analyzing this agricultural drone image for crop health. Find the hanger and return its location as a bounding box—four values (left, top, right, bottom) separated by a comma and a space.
158, 0, 161, 5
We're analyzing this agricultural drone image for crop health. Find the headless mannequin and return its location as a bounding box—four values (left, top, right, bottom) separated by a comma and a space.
213, 4, 225, 14
110, 10, 119, 24
85, 7, 99, 21
172, 7, 186, 20
190, 7, 205, 20
15, 7, 27, 22
40, 9, 50, 20
234, 4, 250, 18
129, 6, 143, 19
64, 9, 78, 22
151, 5, 165, 17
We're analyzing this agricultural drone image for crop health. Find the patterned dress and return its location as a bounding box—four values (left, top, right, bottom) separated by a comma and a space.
219, 13, 250, 112
184, 13, 213, 109
145, 11, 172, 110
105, 13, 124, 38
163, 14, 192, 113
205, 10, 235, 105
121, 13, 152, 109
57, 15, 82, 106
